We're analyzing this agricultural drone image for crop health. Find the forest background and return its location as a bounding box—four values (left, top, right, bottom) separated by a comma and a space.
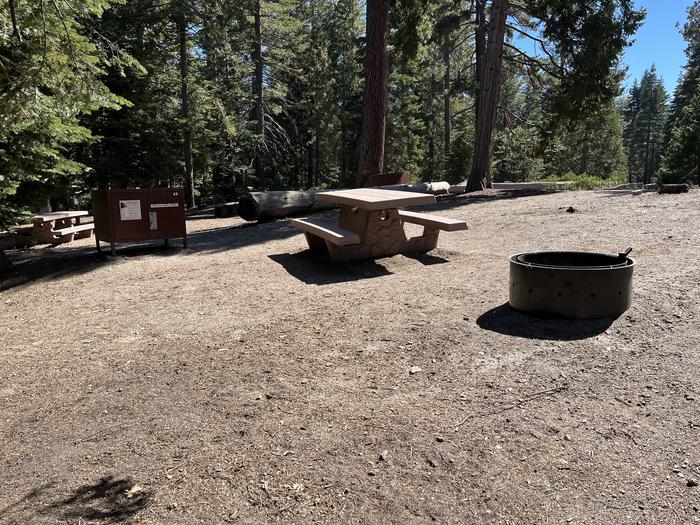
0, 0, 699, 226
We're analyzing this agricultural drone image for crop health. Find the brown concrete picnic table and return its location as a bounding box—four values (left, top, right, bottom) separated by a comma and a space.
290, 188, 467, 263
31, 210, 94, 245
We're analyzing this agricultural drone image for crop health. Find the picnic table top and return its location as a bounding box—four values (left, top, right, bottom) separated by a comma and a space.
316, 188, 436, 211
32, 210, 88, 223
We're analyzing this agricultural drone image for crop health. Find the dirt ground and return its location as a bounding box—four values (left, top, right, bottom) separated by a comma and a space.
0, 189, 698, 525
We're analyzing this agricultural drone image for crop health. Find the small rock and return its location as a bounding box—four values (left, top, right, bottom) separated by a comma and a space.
379, 450, 389, 462
564, 434, 572, 441
409, 366, 422, 375
688, 478, 699, 487
566, 206, 576, 213
436, 436, 445, 443
367, 470, 376, 476
426, 458, 437, 468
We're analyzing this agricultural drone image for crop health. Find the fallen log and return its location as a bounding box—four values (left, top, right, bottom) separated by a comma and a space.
659, 184, 690, 194
376, 181, 451, 195
214, 202, 238, 218
0, 250, 12, 275
239, 181, 454, 222
238, 191, 335, 222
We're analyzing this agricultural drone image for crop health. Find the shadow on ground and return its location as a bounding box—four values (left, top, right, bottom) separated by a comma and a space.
477, 303, 615, 341
0, 244, 182, 292
0, 476, 150, 524
0, 190, 542, 292
269, 251, 393, 284
269, 248, 452, 284
0, 219, 300, 291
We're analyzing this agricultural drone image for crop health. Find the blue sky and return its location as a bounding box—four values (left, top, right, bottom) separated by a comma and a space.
622, 0, 694, 93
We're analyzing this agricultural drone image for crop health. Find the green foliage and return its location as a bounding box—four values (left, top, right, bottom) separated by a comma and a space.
623, 66, 668, 183
661, 1, 700, 185
0, 0, 129, 228
523, 0, 644, 122
541, 172, 627, 190
493, 127, 544, 182
0, 0, 670, 229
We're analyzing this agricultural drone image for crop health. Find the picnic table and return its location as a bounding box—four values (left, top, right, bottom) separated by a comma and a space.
31, 211, 94, 246
290, 188, 467, 263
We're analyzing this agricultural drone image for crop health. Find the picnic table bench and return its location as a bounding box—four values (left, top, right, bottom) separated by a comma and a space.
291, 188, 467, 263
32, 211, 94, 246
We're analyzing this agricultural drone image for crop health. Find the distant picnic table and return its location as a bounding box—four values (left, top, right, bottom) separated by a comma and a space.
291, 188, 467, 263
32, 211, 94, 246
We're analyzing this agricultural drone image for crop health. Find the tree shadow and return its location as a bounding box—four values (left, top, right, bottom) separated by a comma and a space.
268, 251, 393, 284
0, 481, 57, 520
186, 219, 300, 254
0, 250, 110, 292
412, 188, 556, 214
0, 219, 302, 291
43, 476, 151, 523
477, 303, 615, 341
0, 476, 150, 524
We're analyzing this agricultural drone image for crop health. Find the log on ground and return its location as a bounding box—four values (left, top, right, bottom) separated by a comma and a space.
0, 250, 12, 275
658, 184, 690, 194
238, 191, 335, 222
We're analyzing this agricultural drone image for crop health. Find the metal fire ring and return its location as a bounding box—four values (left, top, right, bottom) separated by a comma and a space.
508, 249, 636, 319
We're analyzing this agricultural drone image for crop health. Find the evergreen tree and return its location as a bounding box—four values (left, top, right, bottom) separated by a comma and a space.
465, 0, 644, 191
661, 1, 700, 184
623, 66, 667, 184
0, 0, 129, 227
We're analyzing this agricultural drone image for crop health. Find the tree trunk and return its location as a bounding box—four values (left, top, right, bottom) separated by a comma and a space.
467, 0, 509, 192
356, 0, 388, 187
314, 128, 321, 186
178, 9, 195, 208
580, 120, 591, 174
642, 118, 652, 184
473, 0, 487, 158
252, 0, 265, 185
443, 43, 451, 160
307, 133, 314, 188
8, 0, 21, 41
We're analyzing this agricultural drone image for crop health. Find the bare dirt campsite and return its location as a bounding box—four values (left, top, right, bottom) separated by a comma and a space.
1, 189, 699, 524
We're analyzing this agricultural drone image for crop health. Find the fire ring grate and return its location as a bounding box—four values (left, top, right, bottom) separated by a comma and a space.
509, 249, 636, 319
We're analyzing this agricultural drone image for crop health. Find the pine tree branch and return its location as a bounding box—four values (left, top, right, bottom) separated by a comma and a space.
505, 23, 561, 67
8, 0, 22, 42
504, 42, 562, 79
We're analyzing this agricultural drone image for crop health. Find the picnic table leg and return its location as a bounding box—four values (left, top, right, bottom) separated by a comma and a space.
304, 232, 329, 254
361, 209, 408, 257
96, 237, 101, 252
404, 226, 440, 252
327, 207, 408, 262
110, 241, 116, 256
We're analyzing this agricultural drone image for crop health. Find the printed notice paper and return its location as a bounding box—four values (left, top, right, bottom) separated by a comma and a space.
119, 200, 142, 221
